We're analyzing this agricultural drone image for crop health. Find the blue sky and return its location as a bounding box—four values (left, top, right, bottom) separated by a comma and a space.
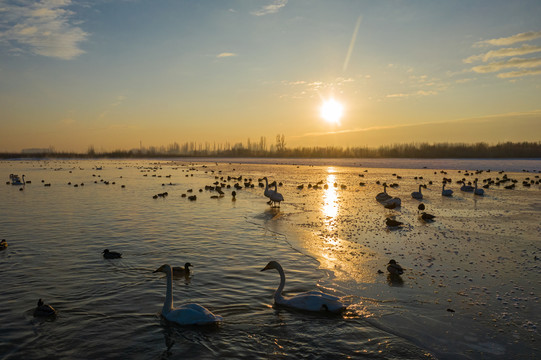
1, 0, 540, 152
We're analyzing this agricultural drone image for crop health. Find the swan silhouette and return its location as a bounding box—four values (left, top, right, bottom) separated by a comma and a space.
411, 185, 423, 200
442, 183, 453, 197
262, 177, 284, 207
473, 180, 484, 196
460, 181, 474, 192
154, 264, 222, 325
375, 183, 392, 202
260, 261, 345, 313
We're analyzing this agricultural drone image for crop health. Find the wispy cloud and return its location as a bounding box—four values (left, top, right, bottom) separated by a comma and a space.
251, 0, 287, 16
0, 0, 88, 60
464, 44, 541, 63
471, 57, 541, 73
217, 52, 237, 58
497, 69, 541, 78
386, 90, 437, 98
475, 30, 541, 47
464, 31, 541, 79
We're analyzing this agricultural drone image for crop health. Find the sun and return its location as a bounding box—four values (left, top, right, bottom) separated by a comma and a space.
320, 99, 344, 125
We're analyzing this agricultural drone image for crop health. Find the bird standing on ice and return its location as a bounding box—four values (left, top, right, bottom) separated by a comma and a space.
262, 177, 284, 207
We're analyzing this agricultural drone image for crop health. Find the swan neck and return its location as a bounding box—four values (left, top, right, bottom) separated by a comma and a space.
163, 266, 173, 315
274, 265, 286, 302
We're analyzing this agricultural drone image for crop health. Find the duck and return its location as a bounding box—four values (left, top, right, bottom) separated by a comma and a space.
0, 239, 7, 250
172, 263, 192, 276
260, 261, 345, 313
411, 185, 423, 199
442, 183, 453, 197
473, 180, 484, 196
421, 212, 436, 221
231, 191, 236, 201
375, 183, 392, 202
385, 217, 403, 227
387, 260, 404, 275
154, 264, 222, 325
102, 249, 122, 259
34, 299, 57, 317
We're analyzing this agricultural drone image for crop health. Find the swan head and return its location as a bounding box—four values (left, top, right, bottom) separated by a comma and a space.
154, 264, 171, 273
261, 260, 281, 272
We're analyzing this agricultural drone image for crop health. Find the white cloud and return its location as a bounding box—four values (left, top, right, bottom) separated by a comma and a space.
497, 69, 541, 78
0, 0, 88, 60
386, 90, 437, 98
251, 0, 287, 16
217, 52, 237, 58
475, 30, 541, 47
464, 44, 541, 63
472, 57, 541, 73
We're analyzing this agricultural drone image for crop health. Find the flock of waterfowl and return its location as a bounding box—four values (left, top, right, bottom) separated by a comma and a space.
5, 163, 539, 327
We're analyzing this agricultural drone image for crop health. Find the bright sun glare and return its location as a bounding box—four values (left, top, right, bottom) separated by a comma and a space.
320, 99, 344, 125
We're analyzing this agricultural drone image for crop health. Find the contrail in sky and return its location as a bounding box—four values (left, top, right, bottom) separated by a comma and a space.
342, 14, 363, 72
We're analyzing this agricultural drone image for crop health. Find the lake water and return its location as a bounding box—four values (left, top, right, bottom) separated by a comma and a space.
1, 158, 540, 359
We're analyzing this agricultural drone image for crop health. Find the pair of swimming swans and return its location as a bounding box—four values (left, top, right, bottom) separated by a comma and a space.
154, 260, 346, 326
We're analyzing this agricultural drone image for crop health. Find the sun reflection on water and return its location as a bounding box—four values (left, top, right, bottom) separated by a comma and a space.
322, 172, 339, 226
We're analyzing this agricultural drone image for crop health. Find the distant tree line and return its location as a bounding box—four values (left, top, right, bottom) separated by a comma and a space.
2, 137, 540, 159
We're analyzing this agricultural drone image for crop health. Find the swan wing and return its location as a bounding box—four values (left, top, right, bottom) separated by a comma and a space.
165, 303, 222, 325
278, 292, 345, 313
376, 193, 392, 202
382, 197, 401, 207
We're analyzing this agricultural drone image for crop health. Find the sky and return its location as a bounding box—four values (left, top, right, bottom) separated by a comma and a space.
1, 0, 540, 152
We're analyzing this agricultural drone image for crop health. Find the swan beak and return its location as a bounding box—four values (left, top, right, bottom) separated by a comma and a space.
260, 266, 269, 272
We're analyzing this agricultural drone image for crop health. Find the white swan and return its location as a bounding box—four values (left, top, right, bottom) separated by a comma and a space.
260, 261, 346, 313
442, 183, 453, 197
375, 183, 392, 202
411, 185, 423, 200
262, 177, 284, 207
154, 264, 222, 325
473, 180, 484, 196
